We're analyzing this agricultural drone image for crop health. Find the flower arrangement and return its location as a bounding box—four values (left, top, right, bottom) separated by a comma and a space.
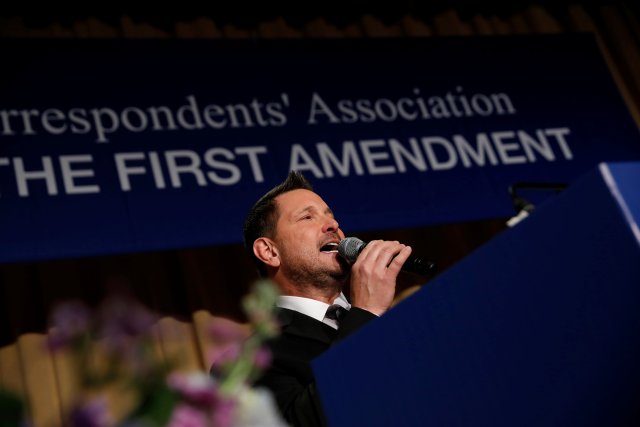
0, 280, 286, 427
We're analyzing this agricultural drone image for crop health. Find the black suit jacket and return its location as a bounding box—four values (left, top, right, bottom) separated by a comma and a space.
255, 306, 377, 427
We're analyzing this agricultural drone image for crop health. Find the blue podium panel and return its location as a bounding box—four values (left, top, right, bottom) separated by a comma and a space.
313, 162, 640, 427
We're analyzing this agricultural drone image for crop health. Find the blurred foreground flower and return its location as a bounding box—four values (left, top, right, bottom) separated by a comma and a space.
0, 280, 286, 427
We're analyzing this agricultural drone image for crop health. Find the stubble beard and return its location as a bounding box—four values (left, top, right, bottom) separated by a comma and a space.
280, 249, 349, 295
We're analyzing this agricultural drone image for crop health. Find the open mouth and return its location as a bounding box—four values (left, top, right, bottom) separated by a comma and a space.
320, 242, 339, 253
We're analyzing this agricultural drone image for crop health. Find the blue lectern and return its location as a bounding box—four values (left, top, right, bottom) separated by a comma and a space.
313, 162, 640, 427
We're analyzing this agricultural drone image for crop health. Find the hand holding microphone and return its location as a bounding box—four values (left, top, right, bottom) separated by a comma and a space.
337, 238, 417, 316
339, 237, 436, 276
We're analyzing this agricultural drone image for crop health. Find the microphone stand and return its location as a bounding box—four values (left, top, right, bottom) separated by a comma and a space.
506, 182, 566, 227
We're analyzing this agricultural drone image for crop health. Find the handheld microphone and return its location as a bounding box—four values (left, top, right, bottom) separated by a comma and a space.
338, 237, 436, 276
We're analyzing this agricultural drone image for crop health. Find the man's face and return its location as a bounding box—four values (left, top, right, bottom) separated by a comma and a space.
272, 189, 348, 289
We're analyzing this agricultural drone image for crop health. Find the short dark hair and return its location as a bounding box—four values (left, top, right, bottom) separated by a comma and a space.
243, 171, 313, 277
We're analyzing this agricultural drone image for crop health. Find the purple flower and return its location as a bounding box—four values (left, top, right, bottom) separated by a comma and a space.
208, 343, 242, 370
98, 295, 157, 353
100, 296, 156, 337
167, 372, 219, 406
253, 347, 272, 370
166, 403, 207, 427
165, 374, 241, 427
68, 397, 111, 427
211, 397, 237, 427
209, 318, 248, 344
47, 300, 92, 350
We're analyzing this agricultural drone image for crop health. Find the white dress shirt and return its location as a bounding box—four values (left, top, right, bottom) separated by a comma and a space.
276, 293, 351, 330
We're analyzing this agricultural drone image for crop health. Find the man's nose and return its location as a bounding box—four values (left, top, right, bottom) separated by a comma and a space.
322, 217, 339, 233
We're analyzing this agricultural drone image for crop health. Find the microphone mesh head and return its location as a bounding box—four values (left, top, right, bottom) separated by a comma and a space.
338, 237, 365, 263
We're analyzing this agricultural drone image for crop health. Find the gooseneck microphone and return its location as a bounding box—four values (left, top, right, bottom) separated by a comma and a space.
338, 237, 436, 276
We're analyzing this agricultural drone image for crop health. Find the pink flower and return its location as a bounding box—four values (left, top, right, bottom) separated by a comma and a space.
166, 403, 207, 427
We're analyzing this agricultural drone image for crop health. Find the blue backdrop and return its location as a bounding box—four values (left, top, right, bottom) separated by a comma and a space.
1, 34, 639, 262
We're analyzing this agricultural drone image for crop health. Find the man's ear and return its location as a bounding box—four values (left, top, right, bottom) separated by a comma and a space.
253, 237, 280, 268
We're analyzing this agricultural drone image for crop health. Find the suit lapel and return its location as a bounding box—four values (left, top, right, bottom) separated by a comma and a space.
277, 308, 335, 345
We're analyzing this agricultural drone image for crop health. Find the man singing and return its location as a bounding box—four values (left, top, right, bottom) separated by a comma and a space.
243, 171, 412, 426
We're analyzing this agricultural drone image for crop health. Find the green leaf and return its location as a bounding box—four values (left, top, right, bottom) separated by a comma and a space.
127, 385, 180, 426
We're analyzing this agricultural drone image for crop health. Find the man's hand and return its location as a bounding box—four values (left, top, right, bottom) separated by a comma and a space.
348, 240, 412, 316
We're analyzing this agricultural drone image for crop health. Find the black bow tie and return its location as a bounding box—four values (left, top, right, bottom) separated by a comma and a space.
325, 304, 347, 324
